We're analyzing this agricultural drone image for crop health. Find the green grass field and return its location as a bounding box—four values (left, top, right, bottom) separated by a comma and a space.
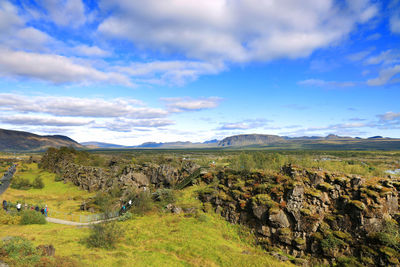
1, 162, 95, 217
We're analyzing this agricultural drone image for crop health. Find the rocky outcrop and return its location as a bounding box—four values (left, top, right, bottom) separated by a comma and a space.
198, 165, 400, 266
40, 148, 200, 192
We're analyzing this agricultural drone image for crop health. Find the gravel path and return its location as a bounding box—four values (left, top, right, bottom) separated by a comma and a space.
0, 164, 16, 196
46, 216, 118, 226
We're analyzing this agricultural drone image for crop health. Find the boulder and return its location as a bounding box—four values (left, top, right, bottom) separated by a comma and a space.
269, 210, 290, 228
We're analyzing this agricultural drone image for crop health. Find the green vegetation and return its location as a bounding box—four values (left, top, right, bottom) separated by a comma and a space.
2, 162, 95, 219
20, 210, 47, 225
0, 237, 41, 266
86, 222, 124, 249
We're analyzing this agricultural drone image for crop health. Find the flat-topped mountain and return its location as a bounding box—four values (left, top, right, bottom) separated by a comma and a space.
218, 134, 285, 147
0, 128, 83, 151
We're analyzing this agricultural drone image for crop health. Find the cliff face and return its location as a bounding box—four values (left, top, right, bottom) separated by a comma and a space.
198, 165, 400, 266
218, 134, 285, 147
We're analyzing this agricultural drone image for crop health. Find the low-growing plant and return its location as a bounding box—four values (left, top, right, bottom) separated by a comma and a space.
10, 176, 31, 190
0, 236, 41, 266
32, 176, 44, 189
117, 211, 133, 221
20, 210, 46, 225
0, 209, 20, 225
86, 222, 124, 249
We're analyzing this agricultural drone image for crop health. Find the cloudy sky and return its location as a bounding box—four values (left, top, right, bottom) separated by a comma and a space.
0, 0, 400, 145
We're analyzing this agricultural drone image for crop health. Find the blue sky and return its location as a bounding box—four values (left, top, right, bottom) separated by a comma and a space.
0, 0, 400, 145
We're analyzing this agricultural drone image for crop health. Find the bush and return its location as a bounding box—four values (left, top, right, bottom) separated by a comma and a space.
20, 210, 46, 225
117, 211, 133, 222
0, 209, 20, 225
152, 188, 176, 204
131, 191, 153, 215
0, 237, 41, 266
86, 222, 124, 249
93, 191, 113, 214
10, 176, 31, 190
32, 176, 45, 189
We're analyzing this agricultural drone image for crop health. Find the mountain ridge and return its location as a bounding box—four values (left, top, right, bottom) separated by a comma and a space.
0, 128, 83, 151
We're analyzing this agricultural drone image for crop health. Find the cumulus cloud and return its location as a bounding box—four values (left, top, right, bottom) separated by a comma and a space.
0, 115, 92, 126
0, 1, 23, 36
98, 0, 378, 63
115, 60, 225, 86
41, 0, 86, 28
298, 79, 356, 87
0, 49, 132, 85
0, 94, 168, 119
162, 97, 222, 112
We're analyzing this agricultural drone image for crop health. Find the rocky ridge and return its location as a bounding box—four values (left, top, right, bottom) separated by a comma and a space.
197, 165, 400, 266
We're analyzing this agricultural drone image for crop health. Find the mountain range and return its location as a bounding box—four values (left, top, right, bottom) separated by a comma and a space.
2, 128, 400, 151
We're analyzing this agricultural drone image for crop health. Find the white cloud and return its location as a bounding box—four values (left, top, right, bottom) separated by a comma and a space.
218, 119, 269, 130
377, 111, 400, 121
0, 1, 23, 36
162, 97, 222, 112
115, 60, 225, 86
0, 94, 168, 119
0, 115, 92, 126
298, 79, 356, 87
72, 45, 111, 57
98, 0, 378, 63
93, 118, 174, 132
367, 65, 400, 86
0, 49, 132, 85
365, 50, 400, 65
389, 0, 400, 34
41, 0, 86, 28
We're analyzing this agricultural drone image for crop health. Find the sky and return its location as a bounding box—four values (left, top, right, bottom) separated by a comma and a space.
0, 0, 400, 145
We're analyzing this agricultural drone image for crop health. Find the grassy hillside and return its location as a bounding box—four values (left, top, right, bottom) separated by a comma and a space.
0, 128, 83, 151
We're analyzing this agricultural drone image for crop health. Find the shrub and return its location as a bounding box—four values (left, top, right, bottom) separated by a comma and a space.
10, 176, 31, 190
20, 210, 46, 225
93, 191, 113, 214
117, 212, 133, 222
0, 237, 41, 266
86, 222, 124, 249
0, 209, 20, 225
32, 176, 44, 189
152, 188, 176, 204
131, 191, 153, 215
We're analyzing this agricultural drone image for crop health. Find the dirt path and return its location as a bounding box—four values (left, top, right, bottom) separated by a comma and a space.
0, 164, 16, 196
46, 216, 118, 226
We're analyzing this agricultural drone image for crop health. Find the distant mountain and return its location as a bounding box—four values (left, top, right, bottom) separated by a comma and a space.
0, 128, 83, 151
218, 134, 285, 147
368, 136, 383, 139
136, 141, 209, 148
203, 139, 219, 144
81, 142, 126, 148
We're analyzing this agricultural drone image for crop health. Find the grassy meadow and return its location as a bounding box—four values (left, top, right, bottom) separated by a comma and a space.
1, 162, 95, 218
